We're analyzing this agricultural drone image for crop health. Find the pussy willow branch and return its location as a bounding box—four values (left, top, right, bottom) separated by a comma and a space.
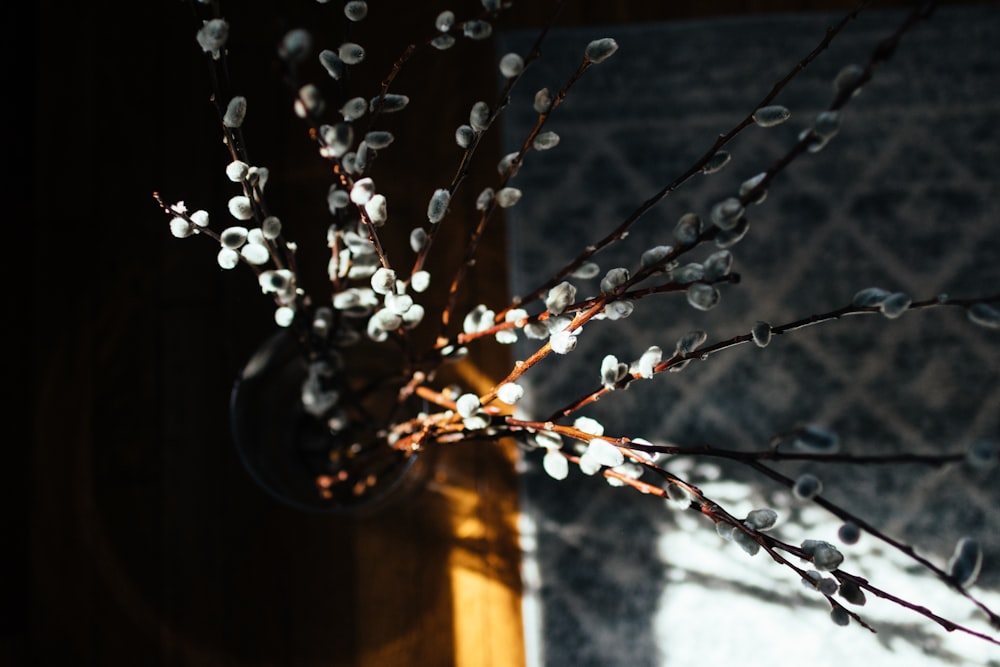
500, 419, 999, 642
504, 418, 963, 468
412, 0, 569, 285
152, 192, 267, 282
732, 0, 936, 207
439, 55, 603, 338
703, 502, 878, 633
188, 0, 296, 274
328, 4, 516, 273
636, 442, 965, 467
497, 0, 876, 318
621, 4, 938, 294
165, 3, 299, 278
545, 292, 1000, 419
446, 287, 1000, 634
744, 458, 1000, 629
280, 73, 393, 271
752, 532, 880, 632
836, 570, 1000, 644
471, 1, 930, 401
475, 298, 607, 406
728, 511, 994, 641
450, 273, 738, 346
153, 194, 220, 243
366, 4, 513, 127
595, 440, 987, 639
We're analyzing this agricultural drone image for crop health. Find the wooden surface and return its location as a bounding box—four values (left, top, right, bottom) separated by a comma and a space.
14, 1, 992, 665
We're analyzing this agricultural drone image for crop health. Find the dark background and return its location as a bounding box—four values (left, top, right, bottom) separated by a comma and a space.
9, 1, 994, 665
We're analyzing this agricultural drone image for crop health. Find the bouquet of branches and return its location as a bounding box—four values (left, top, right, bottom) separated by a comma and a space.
157, 0, 1000, 653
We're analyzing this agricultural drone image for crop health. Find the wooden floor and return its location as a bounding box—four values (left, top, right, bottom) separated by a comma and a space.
14, 0, 990, 665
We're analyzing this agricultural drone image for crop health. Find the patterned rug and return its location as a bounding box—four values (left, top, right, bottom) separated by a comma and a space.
499, 7, 1000, 666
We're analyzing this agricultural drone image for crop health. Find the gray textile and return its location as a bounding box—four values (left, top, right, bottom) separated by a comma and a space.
499, 8, 1000, 666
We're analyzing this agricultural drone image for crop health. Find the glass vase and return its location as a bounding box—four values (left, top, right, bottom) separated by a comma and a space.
230, 328, 426, 513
